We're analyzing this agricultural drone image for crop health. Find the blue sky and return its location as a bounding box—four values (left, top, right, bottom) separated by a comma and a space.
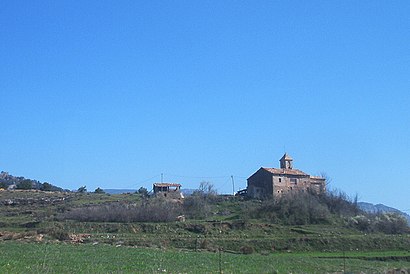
1, 1, 409, 211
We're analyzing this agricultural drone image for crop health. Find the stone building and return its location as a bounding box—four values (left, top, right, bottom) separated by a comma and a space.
153, 183, 184, 199
247, 153, 326, 198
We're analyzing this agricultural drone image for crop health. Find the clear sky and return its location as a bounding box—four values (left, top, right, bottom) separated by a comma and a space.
1, 1, 409, 211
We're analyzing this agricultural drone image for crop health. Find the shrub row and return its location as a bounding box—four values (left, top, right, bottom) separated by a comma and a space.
61, 198, 182, 223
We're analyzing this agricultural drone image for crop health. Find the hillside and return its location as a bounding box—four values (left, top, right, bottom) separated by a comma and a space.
0, 171, 65, 192
103, 188, 197, 195
0, 190, 409, 273
0, 190, 408, 254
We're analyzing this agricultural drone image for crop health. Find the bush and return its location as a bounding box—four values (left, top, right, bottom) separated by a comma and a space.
373, 213, 409, 234
61, 198, 182, 223
319, 189, 359, 217
348, 213, 409, 234
348, 215, 372, 232
49, 228, 70, 241
240, 245, 255, 254
94, 187, 105, 194
16, 179, 33, 190
137, 187, 149, 198
183, 195, 212, 219
77, 186, 87, 193
250, 192, 331, 225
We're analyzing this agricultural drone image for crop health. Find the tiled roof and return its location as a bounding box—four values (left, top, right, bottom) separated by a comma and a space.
262, 167, 308, 176
310, 176, 326, 180
153, 183, 181, 187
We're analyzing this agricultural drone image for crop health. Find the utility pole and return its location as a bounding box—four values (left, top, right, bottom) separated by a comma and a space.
161, 173, 163, 183
231, 175, 235, 195
219, 247, 222, 274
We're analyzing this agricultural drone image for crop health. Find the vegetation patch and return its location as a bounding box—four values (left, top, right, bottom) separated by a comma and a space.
0, 188, 409, 255
60, 198, 182, 223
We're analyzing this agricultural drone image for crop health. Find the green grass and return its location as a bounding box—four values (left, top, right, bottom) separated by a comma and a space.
1, 190, 410, 254
1, 190, 410, 273
0, 242, 409, 273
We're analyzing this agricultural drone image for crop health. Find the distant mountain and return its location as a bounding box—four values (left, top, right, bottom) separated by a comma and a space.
358, 202, 410, 225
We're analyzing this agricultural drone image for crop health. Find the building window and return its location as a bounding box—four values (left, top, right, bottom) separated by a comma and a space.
290, 178, 297, 184
278, 178, 282, 183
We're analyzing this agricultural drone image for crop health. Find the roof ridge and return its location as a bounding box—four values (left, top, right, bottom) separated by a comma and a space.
262, 167, 308, 176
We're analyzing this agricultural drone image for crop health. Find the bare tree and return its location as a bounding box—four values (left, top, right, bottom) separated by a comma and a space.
196, 181, 217, 196
320, 172, 332, 187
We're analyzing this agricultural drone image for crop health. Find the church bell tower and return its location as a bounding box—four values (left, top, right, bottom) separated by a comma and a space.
280, 153, 293, 169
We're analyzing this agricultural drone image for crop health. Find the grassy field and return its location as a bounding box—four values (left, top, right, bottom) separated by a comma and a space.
1, 191, 409, 253
0, 242, 409, 273
0, 190, 409, 273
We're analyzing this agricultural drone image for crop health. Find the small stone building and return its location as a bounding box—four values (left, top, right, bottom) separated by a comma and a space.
153, 183, 184, 199
247, 153, 326, 198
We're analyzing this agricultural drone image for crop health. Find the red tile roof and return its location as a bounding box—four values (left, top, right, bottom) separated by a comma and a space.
262, 167, 308, 176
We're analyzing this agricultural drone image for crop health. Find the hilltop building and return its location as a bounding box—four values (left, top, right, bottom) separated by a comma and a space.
247, 153, 326, 198
153, 183, 184, 199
